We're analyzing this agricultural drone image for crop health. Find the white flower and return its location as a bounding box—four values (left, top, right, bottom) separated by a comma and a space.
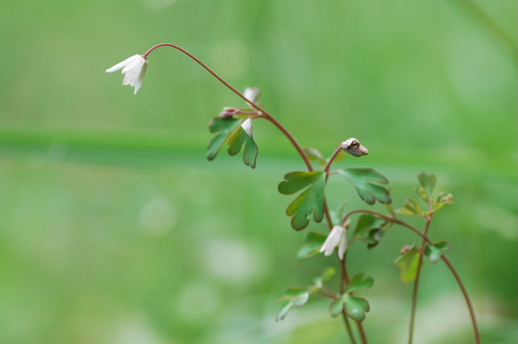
320, 225, 348, 260
106, 54, 149, 94
243, 87, 261, 107
340, 138, 369, 157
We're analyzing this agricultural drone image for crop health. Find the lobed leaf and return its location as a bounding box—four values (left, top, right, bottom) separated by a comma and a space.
424, 241, 452, 264
418, 171, 436, 198
278, 171, 326, 230
339, 168, 391, 205
303, 147, 327, 166
275, 289, 310, 321
345, 273, 374, 293
329, 294, 370, 322
206, 117, 242, 160
354, 214, 386, 237
227, 124, 258, 168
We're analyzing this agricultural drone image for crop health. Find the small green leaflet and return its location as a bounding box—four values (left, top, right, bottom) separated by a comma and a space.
339, 168, 391, 205
227, 119, 258, 168
275, 288, 310, 321
424, 241, 452, 264
418, 171, 436, 198
393, 246, 422, 284
206, 117, 258, 169
345, 272, 374, 293
297, 231, 327, 260
278, 171, 326, 230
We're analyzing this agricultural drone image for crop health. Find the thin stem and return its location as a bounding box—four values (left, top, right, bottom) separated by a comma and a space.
142, 43, 314, 171
342, 309, 358, 344
341, 209, 480, 344
325, 145, 344, 174
408, 215, 433, 344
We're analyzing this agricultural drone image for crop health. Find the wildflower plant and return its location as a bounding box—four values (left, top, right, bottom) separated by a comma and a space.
106, 43, 480, 344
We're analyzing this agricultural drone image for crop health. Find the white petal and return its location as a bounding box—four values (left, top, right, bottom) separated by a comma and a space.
241, 118, 253, 137
338, 230, 347, 260
133, 60, 148, 94
320, 226, 345, 256
106, 54, 141, 73
122, 57, 145, 86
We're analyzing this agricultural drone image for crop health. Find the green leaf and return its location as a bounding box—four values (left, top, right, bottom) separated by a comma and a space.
345, 273, 374, 293
424, 241, 452, 264
418, 171, 436, 198
206, 117, 242, 160
330, 294, 370, 322
278, 171, 326, 230
396, 198, 425, 217
275, 289, 310, 321
303, 147, 327, 166
344, 295, 370, 322
297, 231, 327, 260
394, 246, 422, 284
366, 228, 385, 249
314, 267, 337, 287
339, 168, 391, 205
329, 295, 347, 318
276, 301, 293, 321
227, 120, 258, 169
354, 214, 386, 237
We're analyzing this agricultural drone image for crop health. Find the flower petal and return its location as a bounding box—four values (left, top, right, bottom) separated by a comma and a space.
106, 54, 141, 73
338, 230, 347, 260
133, 60, 148, 94
320, 226, 345, 256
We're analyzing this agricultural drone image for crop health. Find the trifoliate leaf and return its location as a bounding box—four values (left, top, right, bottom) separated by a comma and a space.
227, 119, 258, 168
345, 273, 374, 293
330, 294, 370, 322
394, 246, 422, 284
418, 171, 436, 198
344, 295, 370, 322
297, 231, 327, 260
206, 117, 242, 160
278, 171, 326, 230
339, 168, 391, 205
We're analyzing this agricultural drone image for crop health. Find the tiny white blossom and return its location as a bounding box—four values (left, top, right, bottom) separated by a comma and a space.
106, 54, 149, 94
320, 225, 348, 260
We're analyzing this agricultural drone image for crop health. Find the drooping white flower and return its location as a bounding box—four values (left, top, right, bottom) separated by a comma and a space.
340, 138, 369, 157
320, 225, 348, 260
106, 54, 149, 94
243, 87, 261, 107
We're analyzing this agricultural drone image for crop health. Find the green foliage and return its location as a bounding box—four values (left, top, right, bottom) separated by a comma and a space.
303, 147, 327, 167
329, 273, 373, 322
339, 168, 391, 205
313, 267, 336, 287
227, 123, 258, 169
206, 117, 242, 160
275, 288, 311, 321
424, 241, 452, 264
278, 171, 326, 230
396, 198, 431, 217
297, 231, 327, 260
393, 245, 422, 284
353, 214, 389, 249
418, 171, 436, 198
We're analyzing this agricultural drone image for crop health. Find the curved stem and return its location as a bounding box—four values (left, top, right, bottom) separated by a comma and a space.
142, 43, 313, 171
341, 209, 480, 343
342, 309, 358, 344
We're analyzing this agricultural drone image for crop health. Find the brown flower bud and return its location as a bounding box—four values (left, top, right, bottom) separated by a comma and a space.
340, 138, 369, 157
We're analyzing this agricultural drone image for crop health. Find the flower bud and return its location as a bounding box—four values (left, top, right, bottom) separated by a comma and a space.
340, 138, 369, 157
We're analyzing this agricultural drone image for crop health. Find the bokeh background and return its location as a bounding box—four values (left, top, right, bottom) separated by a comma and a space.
0, 0, 516, 343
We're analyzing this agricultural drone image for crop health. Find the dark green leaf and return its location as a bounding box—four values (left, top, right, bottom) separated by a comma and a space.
339, 168, 391, 205
206, 117, 242, 160
366, 228, 385, 249
297, 231, 327, 260
227, 121, 258, 169
354, 214, 386, 237
278, 171, 326, 230
345, 273, 374, 293
394, 246, 422, 284
344, 295, 370, 322
434, 241, 452, 251
418, 171, 436, 198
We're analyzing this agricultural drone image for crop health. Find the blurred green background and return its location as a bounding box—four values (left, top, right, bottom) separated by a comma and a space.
0, 0, 516, 343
